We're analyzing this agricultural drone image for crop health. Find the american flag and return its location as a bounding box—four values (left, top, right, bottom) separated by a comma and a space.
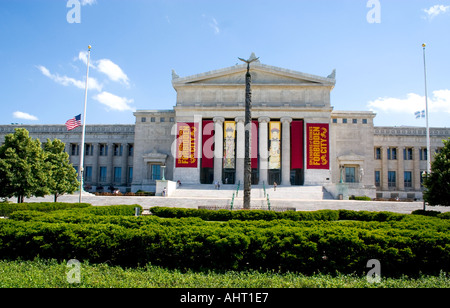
66, 114, 82, 131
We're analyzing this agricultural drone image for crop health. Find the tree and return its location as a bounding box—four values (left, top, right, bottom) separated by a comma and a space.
44, 138, 80, 202
0, 128, 49, 203
424, 138, 450, 207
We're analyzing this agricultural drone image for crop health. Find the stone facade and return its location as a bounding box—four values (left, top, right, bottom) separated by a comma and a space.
1, 59, 449, 199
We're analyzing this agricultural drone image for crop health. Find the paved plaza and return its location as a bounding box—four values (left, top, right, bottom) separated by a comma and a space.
13, 185, 450, 214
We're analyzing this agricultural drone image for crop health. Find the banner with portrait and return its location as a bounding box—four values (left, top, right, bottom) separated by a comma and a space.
223, 121, 236, 169
306, 123, 329, 170
176, 122, 199, 168
269, 121, 281, 170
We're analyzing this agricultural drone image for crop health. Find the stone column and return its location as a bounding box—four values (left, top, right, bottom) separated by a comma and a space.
413, 147, 421, 190
121, 144, 128, 186
213, 117, 225, 184
397, 147, 404, 191
258, 117, 270, 185
92, 143, 99, 187
235, 116, 245, 185
107, 143, 114, 185
381, 146, 388, 191
281, 117, 292, 186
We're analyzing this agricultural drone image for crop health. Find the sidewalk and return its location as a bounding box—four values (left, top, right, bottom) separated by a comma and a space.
13, 185, 450, 215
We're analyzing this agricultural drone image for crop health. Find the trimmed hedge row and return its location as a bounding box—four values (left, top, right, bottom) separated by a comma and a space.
0, 202, 91, 217
1, 205, 450, 276
150, 207, 450, 222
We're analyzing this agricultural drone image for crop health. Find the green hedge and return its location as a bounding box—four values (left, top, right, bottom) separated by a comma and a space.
149, 207, 412, 222
1, 204, 450, 276
0, 202, 91, 217
149, 207, 343, 222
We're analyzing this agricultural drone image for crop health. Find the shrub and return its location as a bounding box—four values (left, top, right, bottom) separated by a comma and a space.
0, 202, 91, 217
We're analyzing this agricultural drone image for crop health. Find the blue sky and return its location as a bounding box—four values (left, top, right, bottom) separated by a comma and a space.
1, 0, 449, 127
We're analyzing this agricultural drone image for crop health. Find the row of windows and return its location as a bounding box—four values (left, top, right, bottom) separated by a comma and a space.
374, 147, 442, 161
74, 166, 133, 184
70, 143, 134, 157
141, 117, 175, 123
332, 118, 368, 124
374, 170, 424, 188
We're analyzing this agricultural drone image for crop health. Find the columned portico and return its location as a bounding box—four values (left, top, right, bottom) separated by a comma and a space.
213, 117, 225, 183
258, 117, 270, 185
235, 116, 245, 184
281, 117, 292, 185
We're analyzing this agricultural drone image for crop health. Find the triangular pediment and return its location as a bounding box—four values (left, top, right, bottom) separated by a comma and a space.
172, 63, 335, 87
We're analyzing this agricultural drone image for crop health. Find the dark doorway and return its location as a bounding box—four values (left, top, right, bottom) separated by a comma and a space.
200, 168, 214, 184
290, 169, 304, 186
223, 169, 236, 185
268, 170, 281, 186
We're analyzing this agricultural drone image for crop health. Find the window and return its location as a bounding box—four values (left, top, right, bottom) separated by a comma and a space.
70, 144, 79, 156
404, 148, 413, 160
388, 171, 396, 188
114, 167, 122, 183
332, 118, 337, 124
160, 117, 165, 123
404, 171, 412, 188
345, 167, 356, 183
362, 119, 368, 124
85, 144, 93, 156
141, 117, 146, 123
99, 144, 108, 156
151, 165, 161, 180
113, 144, 123, 156
342, 118, 347, 124
170, 117, 175, 122
128, 167, 133, 184
352, 119, 358, 124
375, 171, 381, 187
151, 117, 156, 123
84, 166, 92, 182
128, 144, 134, 157
99, 167, 107, 182
374, 147, 381, 160
387, 148, 397, 160
420, 148, 428, 161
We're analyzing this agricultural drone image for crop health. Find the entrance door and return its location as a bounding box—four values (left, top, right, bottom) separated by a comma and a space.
268, 170, 281, 186
290, 169, 304, 186
223, 169, 235, 185
200, 168, 214, 184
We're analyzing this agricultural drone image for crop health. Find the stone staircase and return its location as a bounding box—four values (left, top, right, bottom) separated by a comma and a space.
169, 184, 333, 209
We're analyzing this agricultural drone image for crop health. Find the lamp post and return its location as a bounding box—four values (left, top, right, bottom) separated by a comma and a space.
238, 54, 259, 210
422, 44, 431, 176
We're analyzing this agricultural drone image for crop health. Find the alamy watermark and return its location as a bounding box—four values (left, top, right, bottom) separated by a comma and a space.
366, 259, 381, 283
66, 259, 81, 284
367, 0, 381, 24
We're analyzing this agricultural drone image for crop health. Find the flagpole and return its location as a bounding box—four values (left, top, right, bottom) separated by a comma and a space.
422, 44, 431, 175
79, 45, 91, 203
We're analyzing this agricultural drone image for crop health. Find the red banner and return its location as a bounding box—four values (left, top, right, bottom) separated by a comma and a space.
176, 122, 199, 168
202, 121, 214, 169
291, 120, 304, 169
307, 123, 329, 170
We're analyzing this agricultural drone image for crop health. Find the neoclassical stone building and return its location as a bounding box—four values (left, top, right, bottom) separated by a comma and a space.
1, 58, 448, 200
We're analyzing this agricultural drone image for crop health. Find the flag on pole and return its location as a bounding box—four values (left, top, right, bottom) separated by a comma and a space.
415, 110, 425, 119
66, 114, 82, 131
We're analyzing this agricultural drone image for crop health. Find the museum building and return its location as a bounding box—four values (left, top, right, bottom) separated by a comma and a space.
1, 58, 449, 200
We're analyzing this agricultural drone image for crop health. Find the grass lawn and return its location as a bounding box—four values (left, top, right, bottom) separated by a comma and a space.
1, 259, 449, 288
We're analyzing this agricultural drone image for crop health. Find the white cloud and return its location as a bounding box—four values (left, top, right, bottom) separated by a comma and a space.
37, 65, 102, 92
76, 52, 129, 85
367, 90, 450, 115
93, 91, 135, 112
80, 0, 97, 6
202, 14, 220, 35
423, 5, 450, 20
96, 59, 130, 85
13, 111, 38, 121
